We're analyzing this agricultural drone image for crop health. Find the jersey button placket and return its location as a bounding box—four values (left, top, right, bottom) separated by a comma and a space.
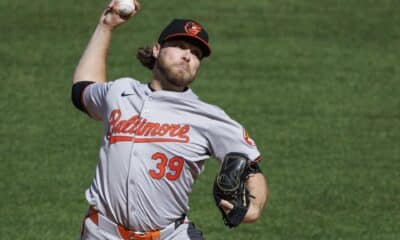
140, 96, 152, 117
127, 96, 152, 225
127, 144, 138, 225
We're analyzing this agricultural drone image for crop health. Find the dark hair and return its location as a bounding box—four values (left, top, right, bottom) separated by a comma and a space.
136, 46, 155, 70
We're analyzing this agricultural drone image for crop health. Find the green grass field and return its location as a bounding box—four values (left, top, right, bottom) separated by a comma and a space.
1, 0, 399, 239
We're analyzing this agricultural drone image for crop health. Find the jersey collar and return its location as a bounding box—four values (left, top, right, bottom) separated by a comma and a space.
145, 83, 198, 100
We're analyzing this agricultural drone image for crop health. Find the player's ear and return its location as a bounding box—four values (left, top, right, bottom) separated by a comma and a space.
152, 43, 161, 59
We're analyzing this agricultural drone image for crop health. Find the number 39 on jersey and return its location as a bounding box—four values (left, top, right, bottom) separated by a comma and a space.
149, 152, 184, 181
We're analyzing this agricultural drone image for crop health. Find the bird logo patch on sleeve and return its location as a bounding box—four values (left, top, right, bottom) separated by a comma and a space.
243, 128, 256, 146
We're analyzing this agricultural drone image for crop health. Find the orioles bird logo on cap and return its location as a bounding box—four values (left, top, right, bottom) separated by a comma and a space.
184, 21, 202, 36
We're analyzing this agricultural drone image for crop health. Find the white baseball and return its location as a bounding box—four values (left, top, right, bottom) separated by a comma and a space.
117, 0, 135, 17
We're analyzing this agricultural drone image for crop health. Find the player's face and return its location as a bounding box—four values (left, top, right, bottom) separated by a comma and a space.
154, 40, 202, 89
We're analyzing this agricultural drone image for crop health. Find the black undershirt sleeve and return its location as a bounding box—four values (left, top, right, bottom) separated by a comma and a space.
71, 81, 95, 114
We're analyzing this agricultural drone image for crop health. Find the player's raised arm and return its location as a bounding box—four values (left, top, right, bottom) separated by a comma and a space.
73, 0, 140, 84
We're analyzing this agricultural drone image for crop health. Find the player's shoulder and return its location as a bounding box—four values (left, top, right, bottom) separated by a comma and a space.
195, 99, 225, 114
190, 97, 232, 120
107, 77, 147, 94
111, 77, 142, 88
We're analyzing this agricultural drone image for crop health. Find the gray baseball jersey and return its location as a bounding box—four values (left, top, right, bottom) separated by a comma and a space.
82, 78, 261, 232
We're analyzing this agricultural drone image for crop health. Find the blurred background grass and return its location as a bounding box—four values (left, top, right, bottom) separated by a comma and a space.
0, 0, 399, 239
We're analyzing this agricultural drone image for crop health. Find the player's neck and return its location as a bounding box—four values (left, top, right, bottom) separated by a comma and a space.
149, 79, 187, 92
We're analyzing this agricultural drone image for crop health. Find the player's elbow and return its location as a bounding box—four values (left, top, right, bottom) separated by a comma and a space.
243, 204, 264, 223
243, 214, 260, 224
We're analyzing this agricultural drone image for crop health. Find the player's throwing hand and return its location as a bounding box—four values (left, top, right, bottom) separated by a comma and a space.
100, 0, 140, 28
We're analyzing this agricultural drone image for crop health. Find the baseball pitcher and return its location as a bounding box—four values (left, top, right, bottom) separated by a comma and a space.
72, 1, 268, 239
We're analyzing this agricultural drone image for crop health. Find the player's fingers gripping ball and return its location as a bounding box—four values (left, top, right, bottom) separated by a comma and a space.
213, 153, 252, 228
116, 0, 138, 18
102, 0, 140, 25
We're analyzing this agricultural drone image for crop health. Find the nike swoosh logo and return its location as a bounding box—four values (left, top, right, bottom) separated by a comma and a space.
121, 92, 135, 97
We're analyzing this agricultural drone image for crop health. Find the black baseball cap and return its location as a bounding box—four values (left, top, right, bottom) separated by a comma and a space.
158, 19, 211, 58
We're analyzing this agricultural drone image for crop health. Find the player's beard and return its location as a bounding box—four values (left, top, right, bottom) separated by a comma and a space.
156, 57, 197, 89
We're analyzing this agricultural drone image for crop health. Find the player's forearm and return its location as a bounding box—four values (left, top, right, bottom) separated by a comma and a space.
243, 173, 268, 223
73, 23, 113, 84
